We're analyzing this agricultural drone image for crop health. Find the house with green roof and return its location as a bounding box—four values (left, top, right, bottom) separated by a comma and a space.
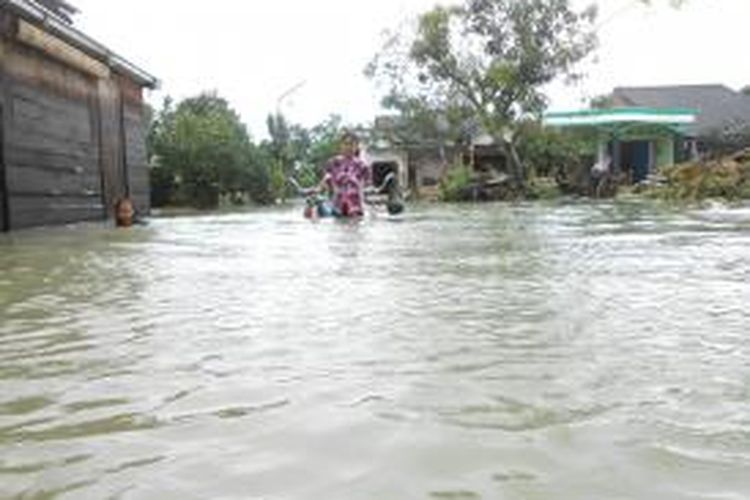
544, 107, 697, 184
611, 85, 750, 140
545, 85, 750, 185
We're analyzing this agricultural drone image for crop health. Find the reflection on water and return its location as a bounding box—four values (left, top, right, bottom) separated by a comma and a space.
1, 202, 750, 499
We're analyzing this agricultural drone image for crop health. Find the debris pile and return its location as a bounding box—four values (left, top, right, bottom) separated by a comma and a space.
645, 149, 750, 201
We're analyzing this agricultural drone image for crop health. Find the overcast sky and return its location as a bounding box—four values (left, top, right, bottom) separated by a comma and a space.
71, 0, 750, 139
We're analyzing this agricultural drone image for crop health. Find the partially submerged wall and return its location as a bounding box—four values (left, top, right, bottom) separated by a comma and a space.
0, 11, 150, 230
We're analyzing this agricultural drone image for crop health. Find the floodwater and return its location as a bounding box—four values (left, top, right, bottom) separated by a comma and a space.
1, 201, 750, 500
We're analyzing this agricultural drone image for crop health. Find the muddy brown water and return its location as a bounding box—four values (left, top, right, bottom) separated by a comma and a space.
1, 202, 750, 499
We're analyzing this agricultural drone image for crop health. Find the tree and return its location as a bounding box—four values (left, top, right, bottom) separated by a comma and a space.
243, 143, 275, 205
515, 120, 597, 196
742, 85, 750, 97
148, 92, 271, 208
264, 113, 293, 201
261, 113, 346, 196
305, 114, 343, 177
265, 113, 331, 199
589, 93, 614, 109
367, 0, 598, 193
375, 93, 476, 153
265, 113, 292, 168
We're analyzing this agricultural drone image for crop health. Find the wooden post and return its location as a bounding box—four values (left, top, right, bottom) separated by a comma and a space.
0, 32, 8, 231
97, 78, 125, 216
597, 136, 607, 166
119, 89, 130, 198
0, 103, 8, 232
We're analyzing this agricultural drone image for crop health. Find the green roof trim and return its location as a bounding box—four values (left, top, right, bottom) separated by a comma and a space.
543, 107, 698, 129
545, 107, 698, 118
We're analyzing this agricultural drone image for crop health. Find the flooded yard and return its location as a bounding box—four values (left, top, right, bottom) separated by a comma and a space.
1, 202, 750, 499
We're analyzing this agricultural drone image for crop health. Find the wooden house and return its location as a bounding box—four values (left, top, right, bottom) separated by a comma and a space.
0, 0, 157, 231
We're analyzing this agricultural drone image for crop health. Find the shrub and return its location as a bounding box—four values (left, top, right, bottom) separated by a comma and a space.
438, 163, 474, 202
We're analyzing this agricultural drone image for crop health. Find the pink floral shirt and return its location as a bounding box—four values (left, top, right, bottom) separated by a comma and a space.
324, 155, 371, 216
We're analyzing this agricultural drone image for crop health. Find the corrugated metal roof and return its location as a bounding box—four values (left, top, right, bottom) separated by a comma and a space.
612, 85, 750, 137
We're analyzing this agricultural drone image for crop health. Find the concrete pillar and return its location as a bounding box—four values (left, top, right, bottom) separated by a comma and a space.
655, 137, 675, 168
597, 139, 608, 165
611, 137, 622, 176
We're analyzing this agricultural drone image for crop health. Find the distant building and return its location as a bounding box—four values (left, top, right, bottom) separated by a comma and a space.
544, 84, 750, 185
0, 0, 157, 231
611, 85, 750, 140
544, 108, 697, 184
363, 116, 507, 200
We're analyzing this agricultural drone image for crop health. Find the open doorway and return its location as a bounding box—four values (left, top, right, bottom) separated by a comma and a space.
371, 161, 399, 190
620, 140, 652, 184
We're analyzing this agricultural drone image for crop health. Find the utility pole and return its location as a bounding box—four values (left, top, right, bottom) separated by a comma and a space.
271, 80, 306, 203
276, 80, 307, 116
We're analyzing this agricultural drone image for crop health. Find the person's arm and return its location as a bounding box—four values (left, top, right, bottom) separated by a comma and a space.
315, 172, 332, 194
363, 161, 372, 187
315, 157, 336, 194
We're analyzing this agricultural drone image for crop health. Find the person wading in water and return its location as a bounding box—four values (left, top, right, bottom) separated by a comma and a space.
315, 130, 371, 217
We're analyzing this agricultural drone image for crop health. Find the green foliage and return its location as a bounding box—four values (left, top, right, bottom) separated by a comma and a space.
268, 160, 287, 202
149, 165, 177, 208
368, 0, 598, 193
305, 115, 343, 175
243, 144, 275, 205
589, 94, 614, 109
148, 92, 272, 208
517, 123, 593, 179
526, 177, 562, 200
263, 113, 343, 199
439, 162, 474, 201
147, 92, 349, 208
375, 94, 474, 148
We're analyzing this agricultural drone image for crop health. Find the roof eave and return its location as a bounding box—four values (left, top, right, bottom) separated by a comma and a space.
544, 107, 697, 128
3, 0, 159, 89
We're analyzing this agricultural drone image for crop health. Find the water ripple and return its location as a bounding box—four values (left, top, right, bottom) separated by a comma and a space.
1, 203, 749, 498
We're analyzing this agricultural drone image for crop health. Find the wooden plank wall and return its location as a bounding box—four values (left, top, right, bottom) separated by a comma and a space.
0, 11, 149, 230
123, 106, 150, 215
1, 96, 7, 233
16, 20, 110, 80
1, 32, 104, 229
4, 79, 103, 228
96, 77, 151, 218
118, 74, 150, 215
1, 18, 10, 231
96, 78, 125, 215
